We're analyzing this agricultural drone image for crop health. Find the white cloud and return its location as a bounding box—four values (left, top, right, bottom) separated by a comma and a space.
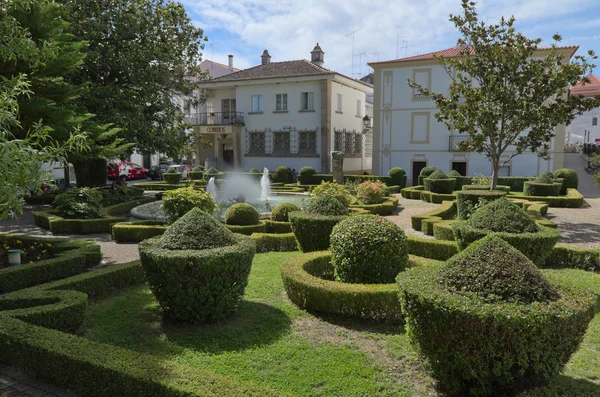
183, 0, 600, 76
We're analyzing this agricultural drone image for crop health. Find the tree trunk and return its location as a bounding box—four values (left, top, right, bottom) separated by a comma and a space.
491, 158, 499, 190
72, 158, 108, 187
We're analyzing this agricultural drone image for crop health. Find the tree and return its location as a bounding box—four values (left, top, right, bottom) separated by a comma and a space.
0, 9, 87, 219
409, 0, 600, 189
3, 0, 131, 187
58, 0, 207, 163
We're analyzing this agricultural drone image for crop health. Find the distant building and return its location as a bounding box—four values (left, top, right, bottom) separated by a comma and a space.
368, 45, 577, 185
190, 44, 374, 173
569, 74, 600, 144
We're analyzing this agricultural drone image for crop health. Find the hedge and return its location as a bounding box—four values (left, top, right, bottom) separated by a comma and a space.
543, 244, 600, 272
111, 220, 169, 242
433, 220, 456, 241
162, 172, 182, 184
0, 234, 102, 294
34, 197, 156, 235
406, 235, 458, 261
288, 211, 346, 252
225, 221, 267, 235
280, 251, 440, 322
453, 223, 560, 265
456, 190, 507, 220
410, 200, 456, 231
299, 173, 402, 187
134, 182, 189, 191
264, 220, 292, 234
421, 191, 457, 204
401, 185, 424, 200
515, 188, 584, 208
251, 233, 298, 252
385, 185, 401, 195
553, 168, 578, 194
497, 176, 535, 191
349, 196, 399, 215
462, 184, 510, 193
421, 217, 443, 235
523, 181, 562, 197
424, 177, 456, 194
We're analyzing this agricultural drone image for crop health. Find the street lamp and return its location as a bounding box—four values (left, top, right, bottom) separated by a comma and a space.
362, 115, 372, 130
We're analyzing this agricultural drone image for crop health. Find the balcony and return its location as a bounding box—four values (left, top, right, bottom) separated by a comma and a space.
449, 135, 471, 151
184, 112, 245, 126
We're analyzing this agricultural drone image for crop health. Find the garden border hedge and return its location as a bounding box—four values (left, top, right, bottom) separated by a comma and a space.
288, 211, 346, 252
281, 251, 442, 322
225, 220, 267, 235
34, 197, 156, 234
251, 233, 298, 252
349, 196, 399, 215
111, 220, 169, 242
515, 188, 584, 208
411, 201, 456, 231
264, 220, 292, 234
401, 186, 424, 200
544, 244, 600, 272
0, 234, 102, 294
406, 235, 459, 261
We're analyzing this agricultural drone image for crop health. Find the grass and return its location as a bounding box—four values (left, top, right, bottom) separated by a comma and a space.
83, 252, 600, 396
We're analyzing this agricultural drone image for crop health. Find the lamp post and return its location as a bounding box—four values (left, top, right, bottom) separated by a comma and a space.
362, 115, 372, 131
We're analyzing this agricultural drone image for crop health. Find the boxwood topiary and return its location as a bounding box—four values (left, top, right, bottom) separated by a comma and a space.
554, 168, 578, 193
388, 167, 407, 187
423, 170, 456, 194
447, 169, 462, 177
289, 211, 346, 252
162, 168, 182, 184
298, 166, 317, 184
272, 166, 293, 184
330, 215, 408, 284
523, 181, 562, 197
466, 198, 539, 234
139, 208, 255, 323
397, 235, 595, 396
224, 203, 260, 226
417, 166, 438, 185
189, 165, 204, 180
162, 187, 216, 222
456, 190, 507, 220
270, 202, 301, 222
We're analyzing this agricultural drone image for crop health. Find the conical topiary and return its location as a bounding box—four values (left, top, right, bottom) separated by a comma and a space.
440, 235, 559, 304
467, 197, 539, 234
447, 169, 462, 177
427, 169, 448, 179
157, 207, 235, 251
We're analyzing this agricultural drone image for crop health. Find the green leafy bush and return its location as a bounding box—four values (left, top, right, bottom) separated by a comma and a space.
388, 167, 407, 187
537, 171, 555, 184
272, 166, 293, 184
472, 173, 492, 186
331, 215, 408, 283
52, 188, 103, 219
398, 235, 594, 396
162, 168, 182, 184
224, 203, 260, 225
140, 208, 255, 323
298, 166, 317, 184
456, 190, 506, 220
467, 198, 539, 234
311, 181, 352, 207
249, 167, 261, 173
162, 187, 216, 222
304, 195, 348, 216
289, 211, 346, 252
100, 185, 144, 206
355, 180, 386, 204
424, 170, 456, 194
554, 168, 578, 193
270, 203, 301, 222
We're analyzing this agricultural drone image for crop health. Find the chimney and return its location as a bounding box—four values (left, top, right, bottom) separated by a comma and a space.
261, 49, 271, 65
311, 43, 325, 67
228, 54, 234, 72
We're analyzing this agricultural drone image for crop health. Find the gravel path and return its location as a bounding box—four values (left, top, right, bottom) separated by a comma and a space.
546, 198, 600, 249
386, 195, 439, 239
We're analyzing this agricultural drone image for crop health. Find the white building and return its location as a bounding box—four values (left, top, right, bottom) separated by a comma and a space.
191, 44, 374, 173
368, 46, 576, 186
568, 74, 600, 144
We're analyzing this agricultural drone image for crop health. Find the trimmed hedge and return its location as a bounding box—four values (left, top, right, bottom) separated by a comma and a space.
162, 172, 182, 184
225, 221, 267, 235
433, 220, 456, 241
516, 188, 584, 208
497, 176, 535, 191
224, 203, 260, 226
298, 166, 317, 184
456, 190, 506, 220
288, 211, 346, 252
421, 191, 456, 204
424, 170, 456, 194
523, 181, 562, 197
349, 196, 399, 215
397, 263, 595, 396
388, 167, 407, 188
411, 200, 456, 231
34, 197, 156, 235
401, 185, 424, 200
270, 202, 301, 222
554, 168, 578, 194
544, 244, 600, 272
385, 185, 401, 195
132, 182, 188, 191
0, 234, 101, 294
251, 232, 298, 252
462, 184, 510, 193
111, 220, 169, 243
264, 220, 292, 234
406, 235, 458, 261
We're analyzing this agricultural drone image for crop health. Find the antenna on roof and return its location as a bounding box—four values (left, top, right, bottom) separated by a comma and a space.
346, 27, 362, 78
355, 52, 366, 77
401, 40, 417, 57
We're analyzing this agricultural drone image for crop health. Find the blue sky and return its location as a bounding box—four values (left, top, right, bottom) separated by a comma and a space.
182, 0, 600, 77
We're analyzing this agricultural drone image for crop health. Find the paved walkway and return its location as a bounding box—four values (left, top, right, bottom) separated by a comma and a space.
0, 364, 79, 397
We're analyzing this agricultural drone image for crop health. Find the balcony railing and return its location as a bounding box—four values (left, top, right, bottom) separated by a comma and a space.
449, 135, 471, 151
184, 112, 245, 126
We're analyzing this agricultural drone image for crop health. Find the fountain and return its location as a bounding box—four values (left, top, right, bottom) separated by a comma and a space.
206, 177, 217, 200
260, 167, 271, 201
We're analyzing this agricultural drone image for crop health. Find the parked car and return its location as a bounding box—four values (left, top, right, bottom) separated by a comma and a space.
168, 164, 189, 179
148, 164, 170, 180
107, 162, 148, 180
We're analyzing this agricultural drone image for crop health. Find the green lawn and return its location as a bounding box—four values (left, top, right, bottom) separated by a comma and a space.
83, 252, 600, 396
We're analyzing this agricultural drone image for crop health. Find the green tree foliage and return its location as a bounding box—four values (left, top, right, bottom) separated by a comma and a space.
409, 0, 600, 189
58, 0, 207, 160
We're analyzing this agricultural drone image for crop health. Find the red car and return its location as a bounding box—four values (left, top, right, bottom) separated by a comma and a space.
107, 162, 149, 180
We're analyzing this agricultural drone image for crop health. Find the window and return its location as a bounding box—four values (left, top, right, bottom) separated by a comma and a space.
301, 92, 314, 110
251, 95, 263, 112
275, 94, 287, 111
298, 130, 317, 154
356, 99, 362, 117
183, 99, 192, 114
410, 112, 430, 143
593, 117, 598, 126
354, 133, 362, 154
248, 131, 265, 154
334, 129, 362, 154
344, 131, 354, 153
273, 131, 290, 154
412, 69, 431, 100
222, 99, 236, 121
336, 94, 342, 112
451, 161, 467, 176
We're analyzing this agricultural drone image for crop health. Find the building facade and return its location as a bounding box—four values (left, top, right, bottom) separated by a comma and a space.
569, 74, 600, 144
190, 45, 374, 173
368, 46, 576, 186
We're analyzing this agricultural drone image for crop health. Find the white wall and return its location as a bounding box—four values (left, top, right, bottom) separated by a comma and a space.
568, 106, 600, 143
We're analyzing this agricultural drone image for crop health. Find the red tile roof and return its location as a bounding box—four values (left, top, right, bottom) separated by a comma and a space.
208, 59, 333, 82
369, 45, 579, 66
570, 74, 600, 96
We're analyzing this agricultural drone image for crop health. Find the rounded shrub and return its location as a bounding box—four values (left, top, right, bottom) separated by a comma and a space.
388, 167, 407, 187
270, 202, 301, 222
554, 168, 578, 193
249, 167, 261, 174
224, 203, 260, 226
298, 166, 317, 184
523, 181, 561, 197
355, 180, 386, 204
304, 195, 348, 216
162, 186, 216, 222
140, 208, 255, 323
311, 181, 352, 207
52, 188, 103, 219
537, 171, 555, 184
272, 166, 293, 184
466, 198, 539, 234
397, 235, 594, 396
417, 166, 439, 186
331, 215, 408, 284
456, 190, 506, 220
423, 169, 456, 194
447, 169, 462, 177
289, 211, 346, 252
189, 165, 204, 180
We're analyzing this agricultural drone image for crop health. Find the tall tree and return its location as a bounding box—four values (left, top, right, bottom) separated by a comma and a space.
3, 0, 130, 187
410, 0, 600, 189
59, 0, 206, 163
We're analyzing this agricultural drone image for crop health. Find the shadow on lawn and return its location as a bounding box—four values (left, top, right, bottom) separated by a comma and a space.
519, 375, 600, 396
161, 300, 292, 354
308, 311, 404, 336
